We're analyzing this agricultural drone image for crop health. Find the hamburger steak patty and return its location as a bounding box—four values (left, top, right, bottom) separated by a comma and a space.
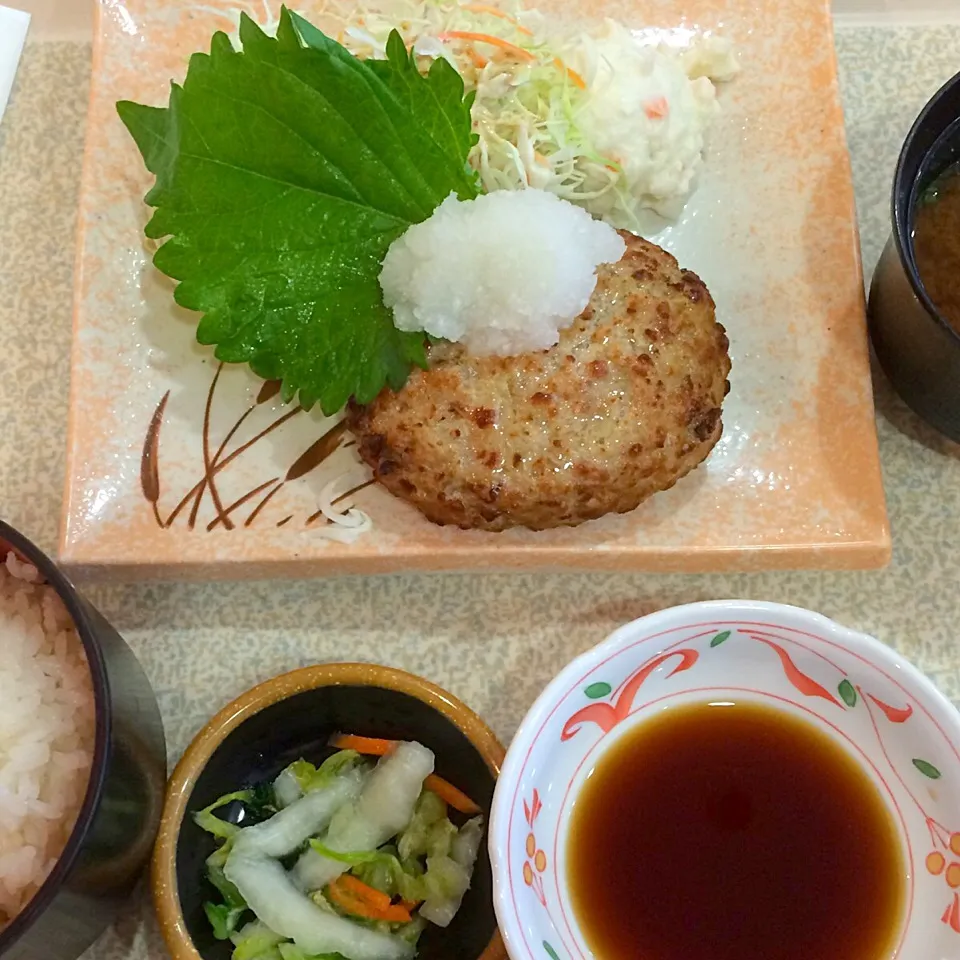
347, 233, 731, 531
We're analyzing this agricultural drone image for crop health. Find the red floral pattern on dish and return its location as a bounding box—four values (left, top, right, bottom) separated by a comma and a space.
554, 625, 956, 938
560, 650, 698, 740
521, 789, 547, 906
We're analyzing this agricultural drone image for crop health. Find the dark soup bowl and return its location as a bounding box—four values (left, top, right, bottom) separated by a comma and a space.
0, 519, 166, 960
869, 68, 960, 441
153, 662, 506, 960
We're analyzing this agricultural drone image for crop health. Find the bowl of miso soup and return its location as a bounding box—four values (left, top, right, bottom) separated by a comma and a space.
870, 69, 960, 441
489, 600, 960, 960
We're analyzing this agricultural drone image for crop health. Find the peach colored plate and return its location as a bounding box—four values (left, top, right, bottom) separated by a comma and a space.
60, 0, 890, 579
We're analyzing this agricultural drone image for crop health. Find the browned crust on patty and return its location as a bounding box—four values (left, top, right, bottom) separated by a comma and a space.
347, 233, 731, 531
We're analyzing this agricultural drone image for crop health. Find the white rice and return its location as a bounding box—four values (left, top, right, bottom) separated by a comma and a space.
0, 552, 95, 930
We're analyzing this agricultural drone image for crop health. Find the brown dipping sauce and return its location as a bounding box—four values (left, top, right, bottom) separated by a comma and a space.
566, 701, 905, 960
914, 164, 960, 331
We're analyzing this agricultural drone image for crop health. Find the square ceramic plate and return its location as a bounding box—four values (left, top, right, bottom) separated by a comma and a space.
61, 0, 890, 579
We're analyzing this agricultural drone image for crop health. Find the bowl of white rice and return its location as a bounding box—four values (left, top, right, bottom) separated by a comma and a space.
0, 520, 166, 960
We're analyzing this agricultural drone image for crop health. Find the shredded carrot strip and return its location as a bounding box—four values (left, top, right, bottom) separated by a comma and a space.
399, 898, 422, 912
552, 56, 586, 90
379, 903, 415, 923
459, 4, 534, 35
643, 96, 669, 119
425, 773, 482, 815
329, 733, 395, 756
468, 47, 489, 68
327, 877, 413, 923
437, 31, 535, 61
329, 734, 482, 814
327, 879, 376, 917
337, 875, 393, 912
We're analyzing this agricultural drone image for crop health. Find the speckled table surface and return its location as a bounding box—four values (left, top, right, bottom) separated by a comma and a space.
1, 21, 960, 960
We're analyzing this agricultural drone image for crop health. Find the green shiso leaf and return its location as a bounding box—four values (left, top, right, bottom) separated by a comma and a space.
117, 8, 477, 414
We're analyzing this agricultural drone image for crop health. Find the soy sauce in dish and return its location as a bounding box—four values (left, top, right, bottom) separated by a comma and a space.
566, 701, 905, 960
914, 164, 960, 332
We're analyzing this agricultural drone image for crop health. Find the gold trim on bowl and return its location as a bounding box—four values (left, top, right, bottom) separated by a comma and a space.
152, 662, 507, 960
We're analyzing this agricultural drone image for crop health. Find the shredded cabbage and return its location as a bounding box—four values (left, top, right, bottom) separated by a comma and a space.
205, 901, 248, 941
294, 742, 435, 891
194, 790, 256, 840
195, 743, 482, 960
322, 0, 739, 230
418, 816, 483, 927
205, 857, 248, 940
273, 768, 303, 810
397, 790, 447, 861
278, 944, 346, 960
226, 853, 414, 960
308, 840, 382, 866
211, 0, 738, 228
232, 774, 366, 860
343, 842, 466, 907
231, 920, 285, 960
285, 752, 367, 795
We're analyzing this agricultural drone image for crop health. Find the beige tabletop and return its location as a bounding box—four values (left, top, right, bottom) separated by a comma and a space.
1, 6, 960, 959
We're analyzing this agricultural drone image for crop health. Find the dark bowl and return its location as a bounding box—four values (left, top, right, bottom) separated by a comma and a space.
153, 663, 507, 960
0, 519, 166, 960
869, 68, 960, 440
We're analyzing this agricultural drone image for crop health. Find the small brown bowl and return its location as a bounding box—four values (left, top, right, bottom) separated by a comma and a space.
153, 662, 507, 960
